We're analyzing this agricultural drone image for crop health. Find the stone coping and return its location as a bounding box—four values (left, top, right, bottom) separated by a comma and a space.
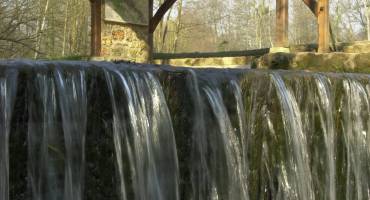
254, 52, 370, 73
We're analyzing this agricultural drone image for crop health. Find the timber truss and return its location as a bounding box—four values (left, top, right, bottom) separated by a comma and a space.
90, 0, 331, 56
150, 0, 330, 52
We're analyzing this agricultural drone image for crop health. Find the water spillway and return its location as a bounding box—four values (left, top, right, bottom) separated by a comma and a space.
0, 61, 369, 200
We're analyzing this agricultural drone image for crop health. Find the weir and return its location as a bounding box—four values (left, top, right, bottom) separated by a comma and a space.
0, 61, 369, 200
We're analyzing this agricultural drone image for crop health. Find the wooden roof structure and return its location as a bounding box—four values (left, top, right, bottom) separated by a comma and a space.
90, 0, 330, 57
150, 0, 330, 53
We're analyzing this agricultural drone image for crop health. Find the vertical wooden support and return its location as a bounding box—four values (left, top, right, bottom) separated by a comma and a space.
149, 0, 154, 62
276, 0, 289, 47
91, 0, 101, 57
317, 0, 330, 53
366, 5, 370, 40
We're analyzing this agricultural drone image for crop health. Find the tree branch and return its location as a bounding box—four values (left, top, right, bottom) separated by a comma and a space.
150, 0, 177, 33
0, 37, 45, 55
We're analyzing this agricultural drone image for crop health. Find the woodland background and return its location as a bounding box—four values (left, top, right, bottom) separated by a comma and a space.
1, 0, 370, 58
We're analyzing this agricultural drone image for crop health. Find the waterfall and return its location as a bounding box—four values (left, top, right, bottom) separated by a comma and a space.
55, 67, 87, 200
271, 73, 314, 200
342, 77, 370, 200
314, 74, 336, 200
187, 70, 210, 200
104, 67, 179, 200
0, 61, 369, 200
0, 68, 18, 200
187, 70, 249, 200
28, 69, 60, 200
28, 65, 87, 200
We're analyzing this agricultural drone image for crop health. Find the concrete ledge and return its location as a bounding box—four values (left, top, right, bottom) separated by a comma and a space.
153, 56, 253, 68
270, 47, 290, 53
153, 52, 370, 73
153, 49, 270, 59
254, 52, 370, 73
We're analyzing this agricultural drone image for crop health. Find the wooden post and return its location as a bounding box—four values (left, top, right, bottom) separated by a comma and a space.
276, 0, 289, 47
317, 0, 330, 53
366, 4, 370, 40
149, 0, 154, 62
90, 0, 101, 57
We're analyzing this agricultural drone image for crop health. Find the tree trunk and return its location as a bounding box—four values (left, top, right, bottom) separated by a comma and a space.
156, 0, 164, 52
34, 0, 50, 59
161, 5, 173, 52
173, 0, 183, 53
62, 0, 70, 56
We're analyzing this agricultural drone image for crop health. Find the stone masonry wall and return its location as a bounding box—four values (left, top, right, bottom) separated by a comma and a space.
101, 22, 150, 63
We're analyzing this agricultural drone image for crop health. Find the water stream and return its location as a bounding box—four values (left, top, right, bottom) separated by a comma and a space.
27, 65, 87, 200
0, 61, 369, 200
0, 68, 18, 200
104, 66, 179, 200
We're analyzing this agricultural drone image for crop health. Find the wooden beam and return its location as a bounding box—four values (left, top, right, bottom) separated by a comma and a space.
149, 0, 154, 62
317, 0, 330, 53
303, 0, 337, 52
150, 0, 177, 33
90, 0, 101, 56
276, 0, 289, 47
366, 4, 370, 40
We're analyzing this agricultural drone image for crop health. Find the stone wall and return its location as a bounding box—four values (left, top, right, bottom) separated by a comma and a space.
101, 22, 150, 63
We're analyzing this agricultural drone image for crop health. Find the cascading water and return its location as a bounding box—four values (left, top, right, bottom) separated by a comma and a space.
271, 73, 314, 200
0, 61, 369, 200
342, 77, 370, 200
104, 66, 179, 200
28, 68, 60, 200
187, 71, 249, 200
314, 74, 336, 200
55, 67, 87, 200
0, 68, 18, 200
27, 64, 87, 200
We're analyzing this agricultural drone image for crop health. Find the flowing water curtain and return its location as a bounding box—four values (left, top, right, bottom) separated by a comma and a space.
104, 68, 179, 200
203, 86, 243, 200
288, 74, 337, 200
187, 70, 249, 200
186, 70, 211, 199
54, 67, 87, 200
270, 72, 315, 200
28, 66, 87, 200
230, 79, 249, 199
240, 72, 274, 200
342, 76, 370, 200
0, 69, 18, 200
28, 71, 62, 200
313, 74, 336, 200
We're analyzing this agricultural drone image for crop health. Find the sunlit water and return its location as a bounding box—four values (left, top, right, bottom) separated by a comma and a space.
0, 61, 369, 200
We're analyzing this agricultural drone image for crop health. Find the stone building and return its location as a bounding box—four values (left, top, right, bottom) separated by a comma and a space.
90, 0, 151, 62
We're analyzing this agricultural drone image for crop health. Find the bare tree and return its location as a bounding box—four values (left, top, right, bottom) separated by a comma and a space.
34, 0, 50, 58
172, 0, 183, 52
0, 0, 40, 58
